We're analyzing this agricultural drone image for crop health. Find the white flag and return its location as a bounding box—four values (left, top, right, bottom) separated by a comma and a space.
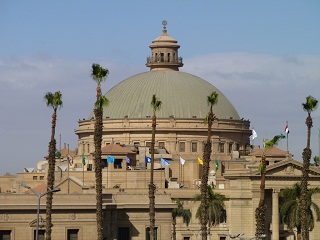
250, 129, 257, 141
179, 157, 186, 165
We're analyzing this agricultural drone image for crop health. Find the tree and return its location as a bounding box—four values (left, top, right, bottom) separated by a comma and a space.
149, 94, 162, 240
255, 135, 283, 239
91, 63, 109, 240
313, 156, 320, 167
172, 198, 192, 240
280, 183, 320, 240
195, 185, 226, 238
301, 95, 318, 240
199, 91, 218, 240
44, 91, 63, 240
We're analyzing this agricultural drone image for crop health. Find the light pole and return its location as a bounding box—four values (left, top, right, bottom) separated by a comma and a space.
20, 182, 60, 240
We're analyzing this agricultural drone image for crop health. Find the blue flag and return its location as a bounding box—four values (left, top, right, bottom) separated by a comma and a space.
161, 158, 170, 166
145, 156, 151, 163
107, 155, 115, 163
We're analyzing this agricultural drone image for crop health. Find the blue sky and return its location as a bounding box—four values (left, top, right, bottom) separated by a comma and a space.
0, 1, 320, 175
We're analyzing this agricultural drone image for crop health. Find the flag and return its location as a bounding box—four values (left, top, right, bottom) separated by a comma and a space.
107, 155, 115, 163
67, 154, 73, 166
215, 159, 219, 171
55, 149, 61, 158
126, 156, 130, 163
284, 124, 289, 134
82, 152, 86, 166
161, 158, 170, 166
179, 157, 186, 165
250, 129, 257, 141
145, 156, 152, 163
197, 157, 203, 165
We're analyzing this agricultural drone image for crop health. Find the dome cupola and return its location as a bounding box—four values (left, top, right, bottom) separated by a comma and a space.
146, 20, 183, 71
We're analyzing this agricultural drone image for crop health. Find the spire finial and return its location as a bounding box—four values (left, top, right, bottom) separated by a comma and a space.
162, 20, 167, 30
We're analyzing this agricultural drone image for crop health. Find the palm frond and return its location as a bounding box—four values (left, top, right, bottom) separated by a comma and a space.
95, 95, 109, 110
91, 63, 109, 85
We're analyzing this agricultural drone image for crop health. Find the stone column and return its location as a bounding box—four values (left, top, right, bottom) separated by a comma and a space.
272, 189, 280, 240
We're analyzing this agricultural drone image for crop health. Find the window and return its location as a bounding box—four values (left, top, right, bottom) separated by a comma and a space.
133, 142, 140, 146
67, 229, 79, 240
183, 237, 190, 240
87, 164, 93, 171
236, 143, 240, 151
34, 230, 45, 240
87, 144, 90, 154
118, 227, 130, 240
105, 142, 111, 146
179, 142, 186, 152
0, 230, 11, 240
40, 176, 44, 180
228, 143, 233, 153
219, 237, 226, 240
146, 227, 158, 240
167, 53, 171, 62
33, 176, 37, 180
158, 142, 165, 149
219, 143, 224, 153
146, 142, 152, 148
114, 159, 122, 169
191, 142, 197, 152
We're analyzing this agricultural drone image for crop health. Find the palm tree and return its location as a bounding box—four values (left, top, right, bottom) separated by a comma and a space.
199, 91, 218, 240
255, 135, 283, 239
44, 91, 62, 240
280, 183, 320, 240
91, 63, 109, 240
301, 95, 318, 240
195, 185, 226, 238
172, 198, 192, 240
149, 94, 162, 240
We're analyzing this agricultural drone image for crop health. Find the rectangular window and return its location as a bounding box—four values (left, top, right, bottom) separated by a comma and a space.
146, 142, 152, 148
40, 176, 44, 180
228, 143, 233, 153
105, 142, 111, 146
191, 142, 197, 152
34, 230, 45, 240
118, 227, 130, 240
0, 230, 11, 240
183, 237, 190, 240
133, 142, 140, 146
114, 159, 122, 169
179, 142, 186, 152
67, 229, 79, 240
87, 164, 93, 171
158, 142, 165, 149
146, 227, 158, 240
219, 237, 226, 240
87, 144, 90, 154
33, 176, 37, 180
219, 143, 224, 153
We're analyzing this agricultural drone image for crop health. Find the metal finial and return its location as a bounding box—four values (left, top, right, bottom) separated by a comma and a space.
162, 20, 167, 29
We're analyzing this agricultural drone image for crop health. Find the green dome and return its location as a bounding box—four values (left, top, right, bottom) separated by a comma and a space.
89, 70, 240, 120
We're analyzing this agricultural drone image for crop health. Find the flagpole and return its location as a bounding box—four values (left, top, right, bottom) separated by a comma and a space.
286, 121, 289, 152
179, 156, 181, 186
67, 144, 70, 194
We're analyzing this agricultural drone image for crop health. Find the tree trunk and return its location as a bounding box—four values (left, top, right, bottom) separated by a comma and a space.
200, 111, 213, 240
94, 108, 104, 240
297, 227, 302, 240
301, 115, 312, 240
255, 155, 267, 239
172, 217, 176, 240
45, 111, 57, 240
149, 115, 156, 240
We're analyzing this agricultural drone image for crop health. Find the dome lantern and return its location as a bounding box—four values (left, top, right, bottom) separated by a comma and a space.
146, 21, 183, 71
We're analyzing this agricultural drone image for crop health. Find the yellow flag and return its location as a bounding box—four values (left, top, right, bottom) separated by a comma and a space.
197, 157, 203, 165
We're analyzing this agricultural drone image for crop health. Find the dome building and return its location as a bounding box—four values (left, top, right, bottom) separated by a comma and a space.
1, 22, 320, 240
76, 21, 251, 179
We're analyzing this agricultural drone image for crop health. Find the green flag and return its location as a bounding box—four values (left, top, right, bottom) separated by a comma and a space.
215, 159, 219, 171
82, 152, 86, 166
55, 149, 61, 158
